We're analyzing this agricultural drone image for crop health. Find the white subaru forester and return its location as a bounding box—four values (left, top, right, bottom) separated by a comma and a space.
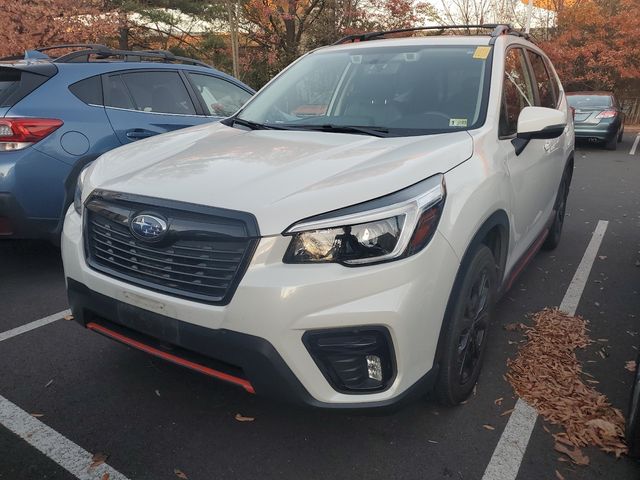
62, 25, 574, 408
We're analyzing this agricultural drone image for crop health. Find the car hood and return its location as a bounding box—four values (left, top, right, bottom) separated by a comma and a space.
86, 123, 473, 235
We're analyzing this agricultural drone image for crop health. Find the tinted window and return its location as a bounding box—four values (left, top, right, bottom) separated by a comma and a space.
567, 95, 613, 109
0, 69, 21, 106
104, 75, 135, 110
69, 76, 103, 105
0, 68, 50, 108
499, 48, 535, 137
121, 71, 196, 115
545, 58, 560, 104
237, 45, 492, 135
528, 52, 555, 108
188, 74, 251, 117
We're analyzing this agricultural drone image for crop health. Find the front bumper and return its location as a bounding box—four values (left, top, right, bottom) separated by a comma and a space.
62, 206, 460, 407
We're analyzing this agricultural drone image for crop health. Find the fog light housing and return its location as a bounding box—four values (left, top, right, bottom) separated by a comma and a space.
303, 327, 395, 393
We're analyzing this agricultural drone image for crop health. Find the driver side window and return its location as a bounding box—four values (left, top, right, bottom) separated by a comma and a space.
499, 48, 535, 137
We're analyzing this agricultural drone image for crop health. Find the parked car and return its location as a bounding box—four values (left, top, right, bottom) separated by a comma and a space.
0, 45, 254, 242
566, 91, 624, 150
62, 25, 574, 408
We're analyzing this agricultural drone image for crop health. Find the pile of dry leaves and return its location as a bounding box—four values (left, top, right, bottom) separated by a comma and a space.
506, 308, 627, 462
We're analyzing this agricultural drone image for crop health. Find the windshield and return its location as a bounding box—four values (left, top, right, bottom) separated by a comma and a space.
236, 45, 492, 137
567, 94, 613, 109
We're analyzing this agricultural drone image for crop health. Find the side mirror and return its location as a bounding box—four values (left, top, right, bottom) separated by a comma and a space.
512, 106, 566, 155
517, 106, 566, 140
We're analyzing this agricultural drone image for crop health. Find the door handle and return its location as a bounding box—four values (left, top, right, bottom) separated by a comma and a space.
126, 129, 155, 140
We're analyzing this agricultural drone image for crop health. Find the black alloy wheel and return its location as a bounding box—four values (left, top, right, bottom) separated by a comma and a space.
543, 168, 571, 251
435, 245, 497, 405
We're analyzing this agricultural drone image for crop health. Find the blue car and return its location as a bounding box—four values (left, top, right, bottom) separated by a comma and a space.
0, 44, 254, 242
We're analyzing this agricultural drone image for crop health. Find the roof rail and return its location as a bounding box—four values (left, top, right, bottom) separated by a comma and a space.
24, 44, 213, 68
332, 24, 531, 45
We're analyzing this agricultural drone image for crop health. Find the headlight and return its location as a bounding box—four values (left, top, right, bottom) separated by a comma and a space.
283, 174, 445, 266
73, 165, 91, 215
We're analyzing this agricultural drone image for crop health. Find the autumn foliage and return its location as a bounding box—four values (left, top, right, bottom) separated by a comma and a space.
540, 0, 640, 92
0, 0, 118, 58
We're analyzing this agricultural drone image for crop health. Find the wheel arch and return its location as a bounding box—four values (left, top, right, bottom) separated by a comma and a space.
432, 210, 510, 367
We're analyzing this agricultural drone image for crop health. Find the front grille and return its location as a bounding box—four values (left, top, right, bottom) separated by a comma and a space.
84, 190, 259, 305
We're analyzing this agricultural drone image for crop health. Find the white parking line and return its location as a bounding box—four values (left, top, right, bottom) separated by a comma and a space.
630, 134, 640, 156
0, 309, 71, 342
0, 394, 130, 480
481, 220, 609, 480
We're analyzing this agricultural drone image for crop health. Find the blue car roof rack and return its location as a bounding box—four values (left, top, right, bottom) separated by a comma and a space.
1, 44, 213, 68
332, 24, 530, 45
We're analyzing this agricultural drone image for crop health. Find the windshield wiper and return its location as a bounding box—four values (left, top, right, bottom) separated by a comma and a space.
286, 124, 391, 137
227, 117, 285, 131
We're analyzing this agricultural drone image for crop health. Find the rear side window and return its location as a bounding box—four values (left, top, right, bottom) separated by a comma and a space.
528, 52, 556, 108
0, 68, 50, 108
69, 76, 103, 105
187, 73, 251, 117
121, 71, 196, 115
499, 48, 535, 137
104, 75, 135, 110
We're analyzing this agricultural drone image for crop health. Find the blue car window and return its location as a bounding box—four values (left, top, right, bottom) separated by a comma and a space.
187, 73, 252, 117
104, 75, 135, 110
121, 71, 196, 115
69, 75, 103, 105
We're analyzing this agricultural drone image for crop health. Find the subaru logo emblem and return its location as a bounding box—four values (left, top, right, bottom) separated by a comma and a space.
130, 214, 168, 241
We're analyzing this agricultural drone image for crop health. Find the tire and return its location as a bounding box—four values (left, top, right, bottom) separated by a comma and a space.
605, 135, 617, 150
627, 354, 640, 458
435, 245, 497, 406
542, 168, 570, 251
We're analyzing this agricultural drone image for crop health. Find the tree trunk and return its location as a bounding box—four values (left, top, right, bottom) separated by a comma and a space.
118, 11, 129, 50
227, 0, 240, 78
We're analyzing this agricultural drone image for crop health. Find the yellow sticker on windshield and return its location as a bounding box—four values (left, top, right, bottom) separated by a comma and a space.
449, 118, 468, 127
473, 46, 491, 59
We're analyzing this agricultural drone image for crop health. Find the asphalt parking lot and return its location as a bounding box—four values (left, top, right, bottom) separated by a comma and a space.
1, 133, 640, 480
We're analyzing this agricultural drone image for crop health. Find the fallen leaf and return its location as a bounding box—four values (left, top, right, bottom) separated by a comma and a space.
501, 408, 515, 417
101, 474, 110, 480
90, 452, 108, 470
494, 397, 503, 406
586, 419, 618, 437
44, 379, 53, 388
235, 413, 255, 422
507, 308, 628, 458
554, 442, 589, 466
174, 469, 188, 479
626, 361, 637, 373
483, 424, 495, 431
30, 413, 44, 418
63, 315, 74, 321
555, 469, 565, 480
